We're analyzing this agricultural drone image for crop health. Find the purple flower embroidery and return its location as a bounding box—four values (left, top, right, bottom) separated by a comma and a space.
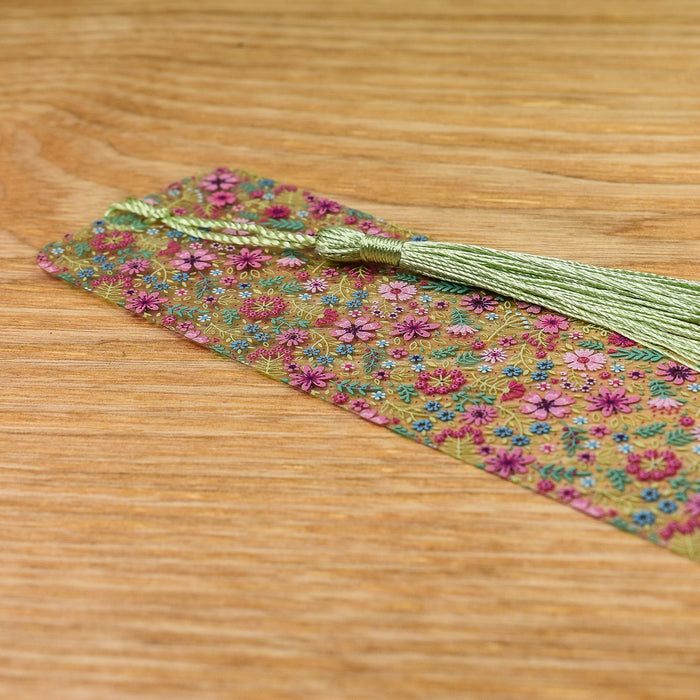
485, 448, 536, 478
586, 387, 641, 417
330, 317, 381, 343
289, 365, 336, 392
390, 315, 440, 340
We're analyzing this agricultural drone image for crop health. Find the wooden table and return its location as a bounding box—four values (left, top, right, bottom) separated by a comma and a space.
2, 1, 700, 697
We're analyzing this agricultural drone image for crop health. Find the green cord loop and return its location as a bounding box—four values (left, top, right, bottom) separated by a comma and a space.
105, 197, 700, 369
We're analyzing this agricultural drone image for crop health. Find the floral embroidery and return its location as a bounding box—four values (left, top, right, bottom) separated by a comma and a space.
39, 167, 700, 564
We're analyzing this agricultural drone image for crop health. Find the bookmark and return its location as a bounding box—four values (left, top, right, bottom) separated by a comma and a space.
38, 167, 700, 563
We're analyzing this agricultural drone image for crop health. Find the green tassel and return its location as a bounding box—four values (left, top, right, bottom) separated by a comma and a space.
107, 198, 700, 370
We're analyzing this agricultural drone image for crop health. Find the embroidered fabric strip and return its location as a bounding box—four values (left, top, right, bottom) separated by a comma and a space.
38, 168, 700, 563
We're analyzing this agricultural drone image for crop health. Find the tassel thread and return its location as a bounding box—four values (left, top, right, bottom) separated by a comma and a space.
106, 198, 700, 370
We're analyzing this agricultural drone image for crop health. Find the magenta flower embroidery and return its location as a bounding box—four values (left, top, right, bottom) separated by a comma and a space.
330, 317, 381, 343
240, 295, 287, 320
563, 348, 607, 371
534, 313, 570, 333
263, 205, 291, 219
170, 247, 217, 272
520, 390, 575, 420
586, 386, 641, 417
125, 291, 168, 315
378, 281, 417, 301
626, 449, 682, 481
656, 361, 697, 385
414, 368, 466, 396
226, 248, 272, 271
289, 365, 336, 392
390, 315, 440, 340
308, 196, 341, 218
461, 293, 498, 314
485, 448, 536, 478
92, 230, 134, 251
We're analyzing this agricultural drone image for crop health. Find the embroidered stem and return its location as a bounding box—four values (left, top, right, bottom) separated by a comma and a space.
107, 197, 700, 369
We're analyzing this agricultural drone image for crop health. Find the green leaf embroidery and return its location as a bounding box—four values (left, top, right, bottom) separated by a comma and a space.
633, 422, 667, 438
166, 304, 201, 319
362, 348, 386, 374
220, 308, 240, 325
649, 380, 676, 398
431, 345, 460, 359
279, 281, 303, 294
346, 208, 373, 220
450, 309, 474, 326
456, 351, 482, 366
423, 280, 474, 295
535, 464, 588, 483
577, 339, 605, 351
259, 275, 285, 288
607, 468, 632, 492
666, 428, 694, 446
610, 348, 666, 363
560, 424, 587, 457
610, 517, 637, 533
259, 218, 305, 231
333, 380, 382, 396
391, 424, 416, 439
397, 383, 419, 404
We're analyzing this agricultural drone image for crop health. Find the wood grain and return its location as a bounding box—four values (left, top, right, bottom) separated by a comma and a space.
1, 1, 700, 698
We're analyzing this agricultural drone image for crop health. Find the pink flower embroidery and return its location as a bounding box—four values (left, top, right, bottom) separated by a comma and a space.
303, 277, 329, 293
330, 317, 381, 343
200, 171, 239, 191
277, 256, 305, 268
226, 248, 272, 271
485, 448, 535, 478
125, 291, 168, 315
378, 281, 417, 301
276, 328, 310, 347
534, 314, 570, 333
481, 348, 508, 364
170, 248, 217, 272
563, 348, 607, 371
461, 293, 498, 314
446, 324, 477, 337
289, 365, 336, 392
119, 258, 151, 275
207, 190, 237, 207
686, 494, 700, 517
656, 361, 697, 385
390, 315, 440, 340
359, 408, 390, 425
647, 397, 684, 413
462, 404, 498, 426
520, 391, 575, 420
586, 386, 641, 417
